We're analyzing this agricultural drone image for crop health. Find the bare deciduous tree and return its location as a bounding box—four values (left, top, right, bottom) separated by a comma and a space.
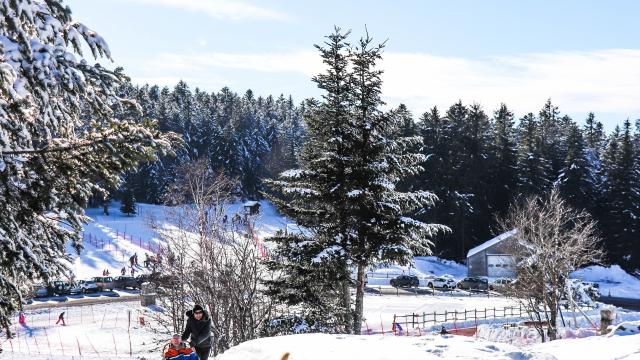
150, 159, 273, 355
499, 188, 603, 342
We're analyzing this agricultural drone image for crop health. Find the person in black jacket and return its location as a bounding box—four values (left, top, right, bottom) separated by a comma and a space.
182, 304, 212, 360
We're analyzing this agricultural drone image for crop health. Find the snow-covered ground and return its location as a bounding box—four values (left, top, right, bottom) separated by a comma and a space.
572, 264, 640, 299
68, 200, 288, 280
363, 293, 517, 332
216, 330, 640, 360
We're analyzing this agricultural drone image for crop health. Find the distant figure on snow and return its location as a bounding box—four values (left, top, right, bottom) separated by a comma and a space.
121, 266, 126, 276
18, 312, 26, 326
56, 312, 65, 326
129, 255, 135, 267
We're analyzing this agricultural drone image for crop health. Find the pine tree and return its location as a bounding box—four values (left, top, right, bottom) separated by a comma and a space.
516, 113, 553, 196
489, 103, 519, 217
0, 1, 174, 334
120, 189, 137, 216
556, 122, 596, 211
265, 28, 443, 334
264, 27, 356, 333
600, 121, 640, 270
584, 112, 606, 150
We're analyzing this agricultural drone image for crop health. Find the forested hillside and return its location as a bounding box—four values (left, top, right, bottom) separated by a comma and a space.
114, 80, 639, 271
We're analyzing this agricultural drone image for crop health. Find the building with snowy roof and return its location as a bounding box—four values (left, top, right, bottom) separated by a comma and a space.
466, 229, 517, 278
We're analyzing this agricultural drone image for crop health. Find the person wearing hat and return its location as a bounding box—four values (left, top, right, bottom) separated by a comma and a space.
182, 304, 211, 360
163, 334, 195, 359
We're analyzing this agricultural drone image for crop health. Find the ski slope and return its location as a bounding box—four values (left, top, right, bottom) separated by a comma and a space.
68, 200, 288, 280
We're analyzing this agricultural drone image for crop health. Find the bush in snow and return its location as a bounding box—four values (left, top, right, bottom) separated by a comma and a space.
498, 188, 603, 342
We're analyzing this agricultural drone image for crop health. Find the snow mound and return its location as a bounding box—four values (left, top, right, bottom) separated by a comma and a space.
216, 333, 545, 360
571, 265, 640, 299
216, 331, 640, 360
413, 256, 467, 279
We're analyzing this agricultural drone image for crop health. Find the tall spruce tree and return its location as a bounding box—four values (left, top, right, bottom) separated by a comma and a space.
0, 0, 174, 334
489, 104, 519, 217
556, 123, 596, 211
120, 189, 137, 217
264, 28, 356, 333
600, 121, 640, 269
584, 112, 606, 150
265, 28, 443, 334
516, 113, 553, 196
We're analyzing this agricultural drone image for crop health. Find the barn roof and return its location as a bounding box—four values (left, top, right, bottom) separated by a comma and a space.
466, 229, 517, 258
243, 201, 259, 207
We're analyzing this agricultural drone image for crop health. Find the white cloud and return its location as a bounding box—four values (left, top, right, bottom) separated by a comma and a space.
124, 0, 287, 21
382, 49, 640, 118
134, 48, 640, 121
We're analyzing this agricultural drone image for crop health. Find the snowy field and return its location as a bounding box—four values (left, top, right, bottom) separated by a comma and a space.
4, 298, 640, 360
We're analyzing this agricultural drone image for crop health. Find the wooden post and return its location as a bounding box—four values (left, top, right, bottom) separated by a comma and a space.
128, 310, 132, 356
44, 328, 52, 355
75, 336, 82, 357
101, 307, 108, 328
112, 333, 118, 357
58, 330, 64, 356
600, 309, 614, 335
34, 334, 41, 354
86, 334, 100, 356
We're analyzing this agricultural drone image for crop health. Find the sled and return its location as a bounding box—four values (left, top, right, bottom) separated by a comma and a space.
161, 343, 199, 360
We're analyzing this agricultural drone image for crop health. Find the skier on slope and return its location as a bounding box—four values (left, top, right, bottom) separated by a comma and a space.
56, 312, 65, 326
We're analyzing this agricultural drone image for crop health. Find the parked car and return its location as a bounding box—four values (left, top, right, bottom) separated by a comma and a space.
51, 280, 72, 295
427, 277, 457, 289
34, 284, 53, 298
489, 278, 513, 292
69, 282, 83, 295
114, 276, 139, 290
457, 277, 489, 291
75, 280, 100, 293
390, 275, 419, 288
92, 276, 115, 291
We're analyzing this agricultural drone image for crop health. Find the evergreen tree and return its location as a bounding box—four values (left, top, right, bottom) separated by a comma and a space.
0, 1, 174, 334
600, 121, 640, 269
516, 113, 553, 196
265, 28, 443, 334
556, 122, 596, 211
264, 28, 356, 333
489, 104, 519, 217
120, 189, 137, 216
584, 112, 605, 150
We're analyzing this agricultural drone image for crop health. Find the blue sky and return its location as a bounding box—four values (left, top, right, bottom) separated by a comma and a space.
66, 0, 640, 130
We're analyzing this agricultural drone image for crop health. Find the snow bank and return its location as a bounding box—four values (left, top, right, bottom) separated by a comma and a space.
217, 331, 640, 360
216, 333, 541, 360
572, 265, 640, 299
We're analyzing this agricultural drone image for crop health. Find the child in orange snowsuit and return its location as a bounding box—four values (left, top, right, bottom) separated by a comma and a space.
163, 334, 195, 359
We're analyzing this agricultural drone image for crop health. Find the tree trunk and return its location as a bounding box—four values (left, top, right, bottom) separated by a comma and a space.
353, 262, 366, 334
342, 265, 353, 334
548, 306, 558, 341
